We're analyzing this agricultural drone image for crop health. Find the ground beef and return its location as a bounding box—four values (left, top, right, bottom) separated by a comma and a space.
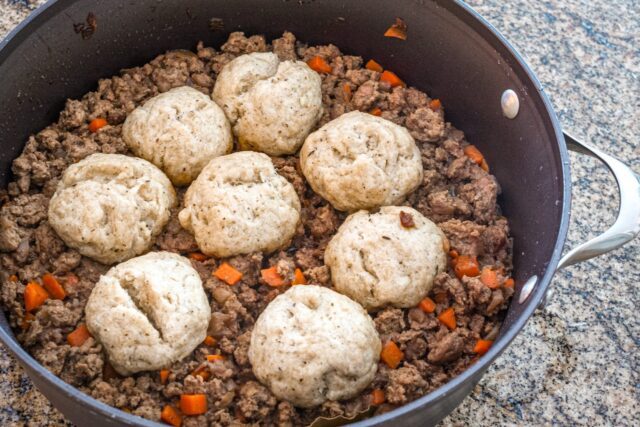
0, 31, 514, 426
237, 381, 277, 420
385, 364, 428, 405
156, 210, 199, 254
405, 107, 445, 142
272, 31, 297, 61
427, 332, 465, 364
374, 309, 406, 338
307, 204, 339, 238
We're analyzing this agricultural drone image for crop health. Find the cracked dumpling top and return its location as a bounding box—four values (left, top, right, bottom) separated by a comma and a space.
122, 86, 232, 185
212, 52, 323, 156
325, 206, 448, 310
85, 251, 211, 376
300, 111, 423, 212
48, 153, 176, 265
248, 285, 380, 407
178, 151, 301, 257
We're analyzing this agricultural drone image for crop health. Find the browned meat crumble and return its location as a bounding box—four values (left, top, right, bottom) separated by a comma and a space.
0, 31, 513, 426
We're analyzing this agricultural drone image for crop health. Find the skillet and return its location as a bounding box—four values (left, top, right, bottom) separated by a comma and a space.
0, 0, 638, 425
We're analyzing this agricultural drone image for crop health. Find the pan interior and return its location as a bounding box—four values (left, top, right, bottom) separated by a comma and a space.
0, 0, 568, 425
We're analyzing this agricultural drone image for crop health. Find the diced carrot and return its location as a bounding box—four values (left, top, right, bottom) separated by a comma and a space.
261, 266, 284, 287
380, 70, 405, 88
463, 145, 484, 166
342, 83, 352, 102
203, 336, 216, 346
480, 158, 490, 172
371, 389, 386, 405
161, 405, 182, 427
160, 369, 170, 385
449, 249, 459, 259
454, 255, 480, 279
307, 56, 332, 74
206, 354, 225, 362
384, 27, 407, 40
419, 297, 436, 314
67, 324, 91, 347
473, 339, 494, 355
504, 278, 515, 288
292, 268, 307, 285
9, 274, 18, 282
88, 118, 108, 133
380, 341, 404, 369
192, 367, 210, 381
213, 262, 243, 285
369, 107, 382, 116
428, 99, 442, 111
480, 267, 500, 289
438, 308, 457, 330
20, 313, 34, 330
24, 282, 49, 312
365, 59, 384, 73
188, 252, 208, 262
42, 273, 66, 300
384, 17, 407, 40
179, 394, 207, 415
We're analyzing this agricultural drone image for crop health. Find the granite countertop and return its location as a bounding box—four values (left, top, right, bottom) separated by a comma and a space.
1, 0, 638, 425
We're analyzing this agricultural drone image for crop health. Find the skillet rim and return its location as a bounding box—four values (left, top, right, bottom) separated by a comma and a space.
0, 0, 571, 425
350, 1, 571, 423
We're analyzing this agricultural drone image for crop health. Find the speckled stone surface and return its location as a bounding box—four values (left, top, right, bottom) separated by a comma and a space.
0, 0, 638, 425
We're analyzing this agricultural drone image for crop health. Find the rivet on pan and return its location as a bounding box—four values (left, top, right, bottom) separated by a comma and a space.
518, 275, 538, 304
501, 89, 520, 119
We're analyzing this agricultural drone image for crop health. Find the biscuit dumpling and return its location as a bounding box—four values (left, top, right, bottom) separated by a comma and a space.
213, 52, 323, 156
178, 151, 301, 257
248, 285, 381, 407
122, 86, 232, 185
325, 206, 448, 310
48, 153, 176, 265
85, 252, 211, 375
300, 111, 423, 212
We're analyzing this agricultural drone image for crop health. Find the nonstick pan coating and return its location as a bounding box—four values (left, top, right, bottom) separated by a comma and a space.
0, 1, 570, 425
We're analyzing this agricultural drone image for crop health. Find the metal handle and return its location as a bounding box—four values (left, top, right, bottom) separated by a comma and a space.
557, 132, 640, 270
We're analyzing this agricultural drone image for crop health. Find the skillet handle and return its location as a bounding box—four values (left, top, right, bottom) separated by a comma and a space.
556, 132, 640, 270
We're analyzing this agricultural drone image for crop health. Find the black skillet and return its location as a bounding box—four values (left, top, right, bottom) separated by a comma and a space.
0, 0, 638, 425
